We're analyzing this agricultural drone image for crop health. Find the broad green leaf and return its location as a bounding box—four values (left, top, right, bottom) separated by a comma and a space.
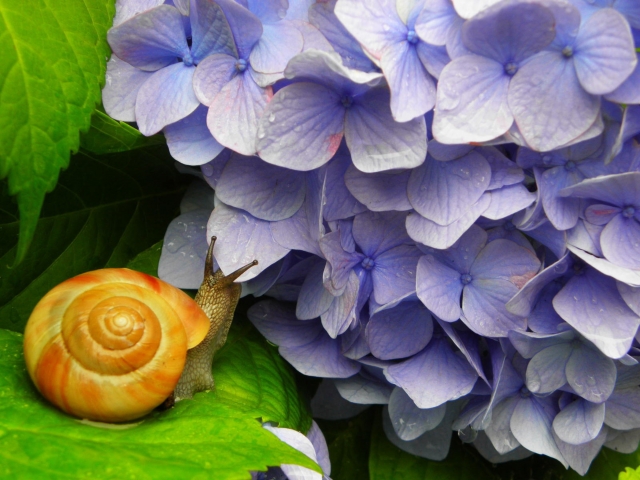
214, 313, 312, 432
126, 240, 164, 277
0, 0, 115, 264
317, 409, 374, 480
621, 466, 640, 480
0, 146, 189, 333
369, 412, 639, 480
80, 110, 165, 154
1, 321, 318, 478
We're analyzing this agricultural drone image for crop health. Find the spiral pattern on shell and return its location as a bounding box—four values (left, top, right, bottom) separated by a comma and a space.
23, 269, 210, 423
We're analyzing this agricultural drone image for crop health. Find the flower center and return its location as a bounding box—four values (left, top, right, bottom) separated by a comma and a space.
562, 46, 573, 58
623, 206, 636, 218
520, 386, 531, 398
504, 220, 516, 231
341, 95, 353, 108
361, 257, 375, 270
461, 274, 472, 285
504, 62, 518, 76
565, 160, 576, 171
407, 30, 419, 44
235, 59, 248, 72
182, 52, 194, 67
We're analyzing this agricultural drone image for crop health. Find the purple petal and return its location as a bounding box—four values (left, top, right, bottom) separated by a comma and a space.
257, 83, 345, 170
190, 0, 238, 62
192, 53, 237, 106
215, 0, 263, 59
416, 41, 450, 79
158, 209, 209, 289
511, 396, 566, 465
319, 231, 363, 293
382, 41, 436, 122
605, 427, 640, 453
605, 388, 640, 430
250, 21, 304, 74
508, 51, 600, 152
366, 302, 433, 360
567, 244, 640, 287
552, 267, 640, 359
201, 149, 231, 190
407, 151, 491, 225
482, 184, 536, 221
508, 330, 575, 359
271, 176, 325, 257
324, 153, 368, 221
506, 253, 572, 317
108, 5, 188, 70
485, 397, 521, 454
381, 403, 457, 461
439, 320, 488, 384
600, 214, 640, 269
248, 300, 324, 347
135, 63, 199, 136
164, 105, 224, 165
334, 0, 405, 59
321, 271, 359, 338
344, 164, 412, 212
308, 1, 376, 72
473, 432, 533, 464
526, 344, 572, 394
216, 154, 305, 221
553, 399, 605, 445
352, 211, 412, 258
283, 49, 382, 89
585, 203, 621, 225
310, 379, 370, 420
605, 53, 640, 104
555, 429, 607, 476
281, 330, 361, 378
537, 166, 584, 230
372, 245, 421, 305
406, 194, 491, 249
415, 0, 457, 46
416, 255, 463, 322
450, 0, 501, 20
560, 172, 640, 209
574, 9, 637, 95
345, 88, 427, 172
619, 282, 640, 317
433, 55, 512, 144
102, 56, 152, 122
388, 387, 446, 441
566, 344, 616, 403
461, 1, 554, 64
479, 147, 524, 190
296, 261, 335, 320
113, 0, 164, 26
208, 201, 289, 281
334, 374, 393, 404
384, 337, 478, 408
207, 72, 269, 155
427, 140, 472, 162
437, 224, 488, 273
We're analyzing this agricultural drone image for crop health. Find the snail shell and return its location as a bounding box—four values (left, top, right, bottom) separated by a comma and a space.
23, 268, 210, 423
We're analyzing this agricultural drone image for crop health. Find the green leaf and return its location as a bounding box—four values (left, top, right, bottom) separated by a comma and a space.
80, 110, 165, 154
0, 327, 319, 479
126, 240, 164, 277
369, 412, 640, 480
0, 0, 115, 264
621, 466, 640, 480
317, 409, 374, 480
214, 312, 312, 432
0, 146, 189, 333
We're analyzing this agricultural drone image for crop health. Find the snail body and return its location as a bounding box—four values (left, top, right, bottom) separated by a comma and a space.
23, 237, 257, 422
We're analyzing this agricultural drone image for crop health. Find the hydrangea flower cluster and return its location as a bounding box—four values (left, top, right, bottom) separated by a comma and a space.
105, 0, 640, 475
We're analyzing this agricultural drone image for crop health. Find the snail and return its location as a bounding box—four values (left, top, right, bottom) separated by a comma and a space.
23, 237, 257, 422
